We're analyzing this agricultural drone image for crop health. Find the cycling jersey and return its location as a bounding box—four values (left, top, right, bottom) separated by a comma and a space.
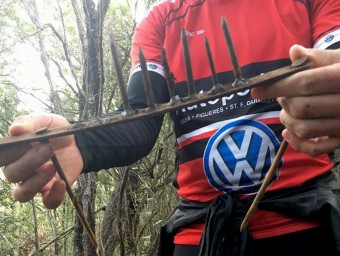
129, 0, 340, 244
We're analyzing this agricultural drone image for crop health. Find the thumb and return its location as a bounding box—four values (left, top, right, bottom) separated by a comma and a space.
8, 113, 66, 136
8, 117, 37, 136
290, 44, 340, 68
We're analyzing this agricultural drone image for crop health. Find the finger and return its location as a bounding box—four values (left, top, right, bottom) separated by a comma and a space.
282, 129, 340, 156
252, 63, 340, 99
9, 113, 61, 136
12, 162, 56, 202
41, 179, 66, 209
278, 94, 340, 119
9, 116, 46, 136
252, 46, 340, 99
8, 117, 36, 136
0, 143, 31, 167
290, 44, 340, 68
280, 111, 340, 139
3, 143, 53, 183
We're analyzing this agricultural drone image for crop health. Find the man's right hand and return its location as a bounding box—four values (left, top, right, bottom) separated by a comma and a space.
0, 113, 83, 209
252, 45, 340, 156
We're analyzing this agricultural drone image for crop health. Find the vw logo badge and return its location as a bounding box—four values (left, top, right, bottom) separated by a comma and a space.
203, 119, 281, 194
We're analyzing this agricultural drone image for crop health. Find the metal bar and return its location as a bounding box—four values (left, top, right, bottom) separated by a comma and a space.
0, 57, 311, 148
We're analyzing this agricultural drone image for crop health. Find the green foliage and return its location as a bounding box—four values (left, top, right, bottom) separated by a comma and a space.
0, 184, 41, 255
0, 191, 76, 256
0, 0, 19, 50
0, 11, 33, 248
0, 84, 27, 137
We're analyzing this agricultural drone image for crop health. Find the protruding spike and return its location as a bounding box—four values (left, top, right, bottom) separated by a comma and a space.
139, 47, 156, 110
161, 48, 178, 105
181, 28, 197, 99
221, 17, 245, 85
110, 34, 133, 117
204, 37, 224, 94
204, 37, 218, 85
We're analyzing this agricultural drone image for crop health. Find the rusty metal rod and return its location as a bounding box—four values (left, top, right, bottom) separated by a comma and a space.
50, 154, 99, 251
161, 48, 178, 105
240, 57, 313, 230
109, 34, 133, 117
37, 128, 100, 254
204, 37, 218, 86
181, 28, 197, 99
139, 47, 156, 110
240, 139, 289, 231
222, 17, 245, 85
204, 37, 226, 95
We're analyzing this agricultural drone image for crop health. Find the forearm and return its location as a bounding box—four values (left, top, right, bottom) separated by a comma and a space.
76, 114, 164, 172
76, 71, 169, 173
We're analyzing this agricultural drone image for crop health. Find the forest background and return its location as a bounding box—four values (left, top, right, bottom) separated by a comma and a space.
0, 0, 177, 255
0, 0, 339, 255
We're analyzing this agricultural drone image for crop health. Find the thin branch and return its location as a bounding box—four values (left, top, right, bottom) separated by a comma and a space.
0, 116, 12, 127
97, 0, 105, 115
46, 24, 85, 98
51, 59, 78, 96
6, 81, 51, 109
0, 25, 50, 54
1, 234, 14, 256
71, 0, 86, 60
31, 198, 41, 256
29, 226, 75, 256
56, 0, 67, 43
22, 0, 65, 115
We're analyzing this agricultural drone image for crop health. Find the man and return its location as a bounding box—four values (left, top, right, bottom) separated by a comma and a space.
1, 0, 340, 255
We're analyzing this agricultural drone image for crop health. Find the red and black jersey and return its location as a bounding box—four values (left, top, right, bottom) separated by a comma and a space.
130, 0, 340, 244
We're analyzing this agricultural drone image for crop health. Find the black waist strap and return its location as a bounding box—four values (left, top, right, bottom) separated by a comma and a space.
157, 193, 254, 256
156, 172, 340, 256
196, 195, 253, 256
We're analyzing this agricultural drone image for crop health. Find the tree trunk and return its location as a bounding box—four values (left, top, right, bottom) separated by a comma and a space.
73, 173, 97, 256
73, 1, 110, 255
79, 0, 110, 119
100, 168, 142, 256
